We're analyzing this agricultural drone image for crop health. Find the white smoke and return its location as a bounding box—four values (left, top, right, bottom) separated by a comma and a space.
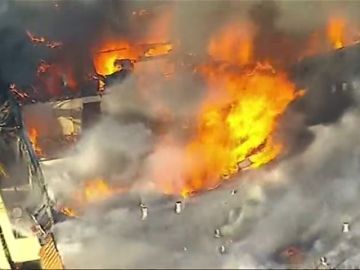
44, 117, 154, 203
48, 81, 360, 269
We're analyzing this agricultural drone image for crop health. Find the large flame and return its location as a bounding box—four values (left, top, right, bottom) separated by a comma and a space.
173, 63, 301, 196
151, 22, 302, 197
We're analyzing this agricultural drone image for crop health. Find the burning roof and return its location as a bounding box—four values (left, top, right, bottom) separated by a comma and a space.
9, 0, 360, 202
3, 1, 360, 269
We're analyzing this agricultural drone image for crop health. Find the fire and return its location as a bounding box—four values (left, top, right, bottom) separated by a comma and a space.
81, 178, 112, 203
327, 17, 346, 49
149, 21, 302, 197
36, 60, 78, 95
93, 40, 138, 76
93, 7, 174, 76
172, 63, 301, 196
59, 207, 77, 217
92, 40, 173, 76
144, 43, 173, 58
60, 178, 128, 217
152, 63, 302, 197
208, 22, 254, 66
29, 128, 44, 157
76, 178, 128, 205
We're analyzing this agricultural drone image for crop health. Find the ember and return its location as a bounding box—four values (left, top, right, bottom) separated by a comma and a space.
37, 60, 51, 76
26, 30, 63, 49
9, 84, 29, 101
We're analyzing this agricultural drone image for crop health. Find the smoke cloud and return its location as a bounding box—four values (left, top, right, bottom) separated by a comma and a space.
1, 0, 360, 269
52, 83, 360, 269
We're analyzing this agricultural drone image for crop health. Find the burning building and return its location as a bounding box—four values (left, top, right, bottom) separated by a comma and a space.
0, 80, 64, 269
1, 0, 360, 268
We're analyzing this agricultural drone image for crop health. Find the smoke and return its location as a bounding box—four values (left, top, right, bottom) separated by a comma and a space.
52, 1, 360, 268
44, 116, 154, 203
52, 82, 360, 269
1, 0, 360, 268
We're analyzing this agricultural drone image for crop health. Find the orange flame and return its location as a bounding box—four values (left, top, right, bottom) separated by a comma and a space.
29, 128, 44, 157
144, 43, 173, 58
76, 178, 128, 205
81, 178, 113, 203
172, 63, 301, 196
152, 62, 302, 198
93, 40, 138, 76
59, 207, 78, 217
93, 8, 174, 77
92, 40, 173, 76
149, 22, 302, 197
208, 22, 254, 66
327, 17, 346, 49
61, 178, 129, 216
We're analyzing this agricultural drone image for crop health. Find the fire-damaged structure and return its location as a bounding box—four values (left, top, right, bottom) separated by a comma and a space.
0, 58, 131, 268
0, 79, 65, 269
0, 17, 359, 267
0, 70, 110, 268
